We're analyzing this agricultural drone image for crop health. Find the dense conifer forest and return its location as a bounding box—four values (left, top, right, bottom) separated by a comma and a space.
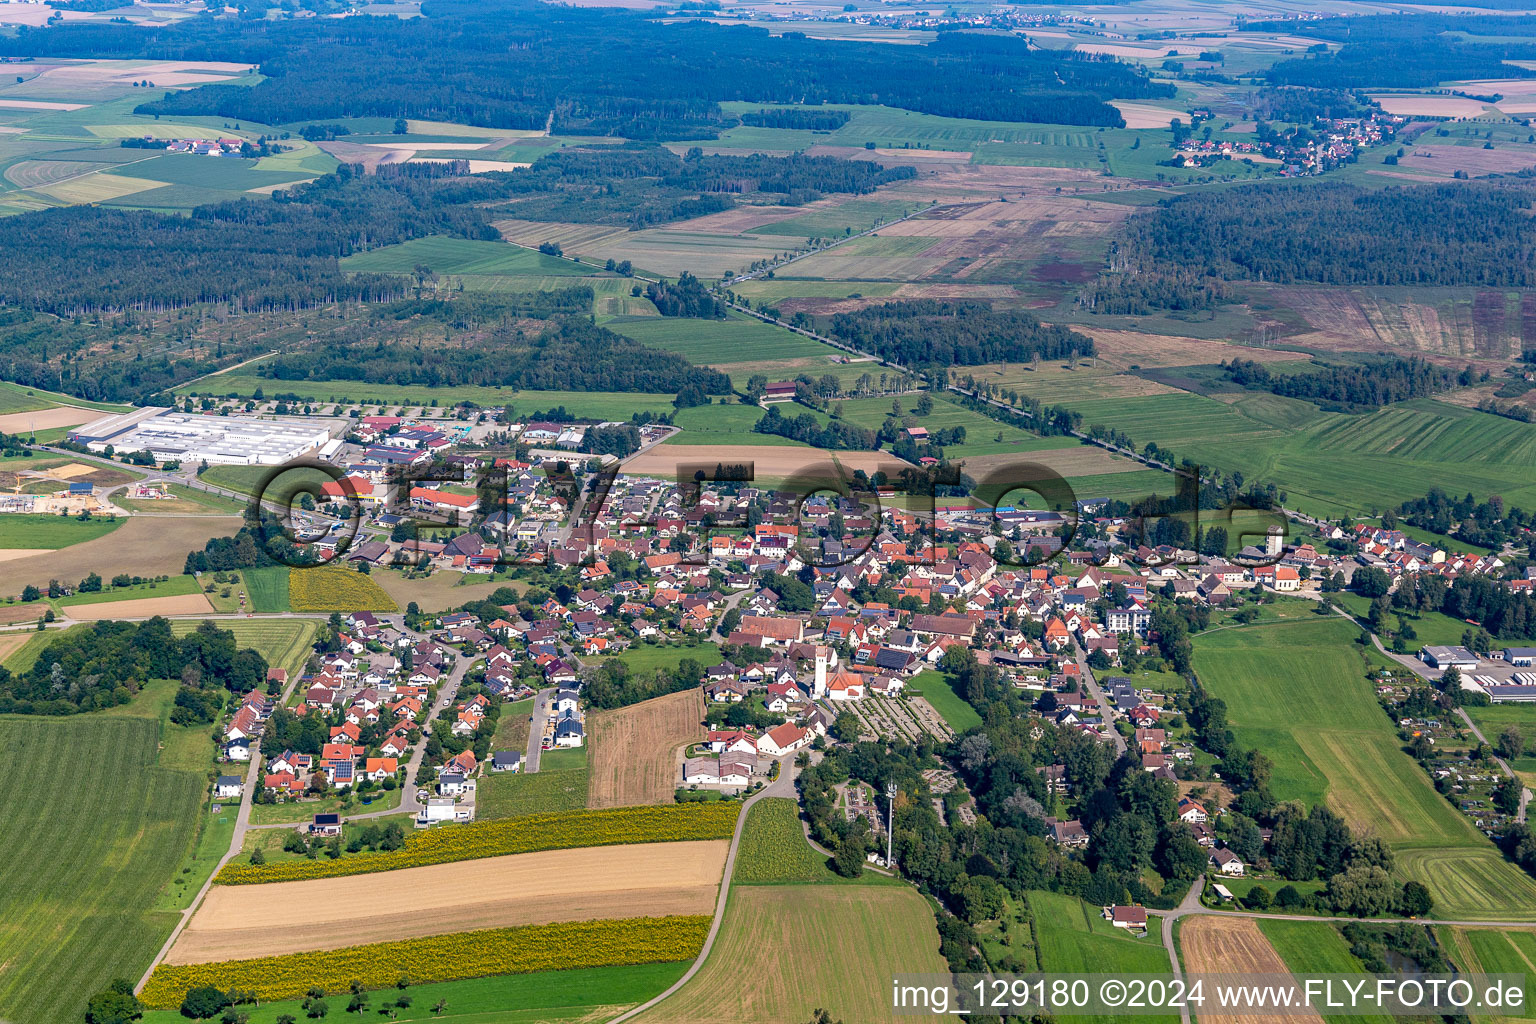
0, 1, 1170, 135
1221, 356, 1457, 410
258, 318, 733, 394
1246, 14, 1536, 87
1089, 181, 1536, 313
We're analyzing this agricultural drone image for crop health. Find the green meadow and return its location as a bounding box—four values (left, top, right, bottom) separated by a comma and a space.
1195, 617, 1536, 921
340, 235, 595, 277
0, 683, 212, 1024
1059, 391, 1536, 517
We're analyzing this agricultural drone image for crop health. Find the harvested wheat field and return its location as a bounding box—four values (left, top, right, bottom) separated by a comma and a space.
590, 688, 705, 808
1370, 94, 1488, 117
0, 407, 102, 433
1179, 916, 1323, 1024
626, 445, 906, 481
0, 631, 31, 664
1112, 102, 1185, 128
1, 516, 239, 591
167, 840, 728, 965
66, 593, 215, 620
960, 445, 1151, 478
0, 549, 53, 563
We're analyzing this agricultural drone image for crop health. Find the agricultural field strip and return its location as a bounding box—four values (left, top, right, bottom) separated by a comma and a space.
169, 840, 729, 964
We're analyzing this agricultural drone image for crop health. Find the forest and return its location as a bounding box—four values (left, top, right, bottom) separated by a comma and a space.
826, 300, 1095, 369
492, 146, 914, 228
0, 617, 267, 715
0, 164, 504, 315
0, 1, 1170, 136
1247, 14, 1536, 88
1093, 181, 1536, 309
1221, 356, 1457, 410
1248, 85, 1374, 122
739, 108, 850, 130
258, 317, 733, 395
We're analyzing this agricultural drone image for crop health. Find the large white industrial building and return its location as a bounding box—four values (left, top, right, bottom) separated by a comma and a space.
69, 409, 333, 465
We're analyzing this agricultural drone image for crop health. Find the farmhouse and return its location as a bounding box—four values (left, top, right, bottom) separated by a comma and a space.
1104, 905, 1147, 930
1209, 848, 1245, 876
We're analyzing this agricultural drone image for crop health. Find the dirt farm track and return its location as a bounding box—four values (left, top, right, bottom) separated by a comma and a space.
165, 840, 729, 965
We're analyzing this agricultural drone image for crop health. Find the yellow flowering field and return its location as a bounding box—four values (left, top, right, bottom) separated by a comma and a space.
216, 803, 740, 884
140, 914, 709, 1008
288, 564, 398, 612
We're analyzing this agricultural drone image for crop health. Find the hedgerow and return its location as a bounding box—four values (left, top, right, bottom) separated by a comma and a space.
140, 914, 709, 1008
215, 803, 740, 884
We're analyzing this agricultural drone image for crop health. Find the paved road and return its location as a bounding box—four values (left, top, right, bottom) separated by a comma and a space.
607, 762, 799, 1024
524, 687, 553, 773
1072, 644, 1127, 756
330, 647, 479, 825
1161, 875, 1202, 1024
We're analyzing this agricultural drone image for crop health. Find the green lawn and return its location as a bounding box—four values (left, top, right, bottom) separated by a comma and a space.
239, 565, 291, 614
1196, 617, 1536, 921
1335, 591, 1536, 648
106, 153, 311, 191
540, 745, 588, 773
0, 680, 212, 1024
139, 961, 692, 1024
663, 402, 812, 447
593, 641, 723, 675
478, 767, 588, 818
907, 669, 983, 732
1435, 925, 1536, 1023
199, 464, 335, 501
609, 314, 837, 367
52, 574, 199, 609
0, 380, 132, 414
115, 482, 248, 516
340, 235, 597, 277
0, 513, 124, 549
1028, 890, 1176, 1024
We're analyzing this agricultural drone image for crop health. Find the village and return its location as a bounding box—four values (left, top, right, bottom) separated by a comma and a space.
186, 422, 1535, 900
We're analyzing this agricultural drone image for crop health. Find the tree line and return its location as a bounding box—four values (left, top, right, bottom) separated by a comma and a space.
1221, 356, 1456, 410
0, 617, 267, 715
826, 300, 1096, 369
1245, 14, 1536, 89
646, 272, 726, 318
753, 404, 878, 450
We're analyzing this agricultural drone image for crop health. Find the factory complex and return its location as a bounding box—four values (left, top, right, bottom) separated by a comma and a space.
68, 408, 335, 465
